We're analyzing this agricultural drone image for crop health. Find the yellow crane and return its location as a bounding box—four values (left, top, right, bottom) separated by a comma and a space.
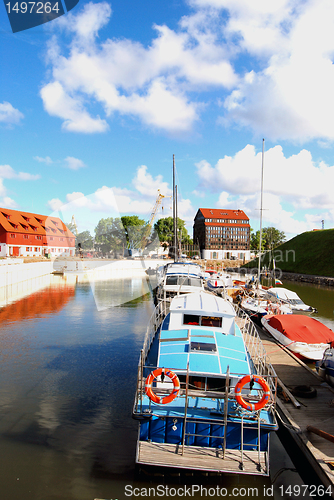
70, 215, 79, 236
140, 190, 168, 253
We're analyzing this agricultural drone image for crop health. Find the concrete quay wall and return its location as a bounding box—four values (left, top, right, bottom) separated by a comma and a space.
53, 258, 160, 278
0, 261, 54, 307
281, 271, 334, 287
0, 258, 162, 308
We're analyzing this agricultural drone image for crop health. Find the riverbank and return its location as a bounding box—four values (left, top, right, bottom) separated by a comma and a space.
280, 272, 334, 287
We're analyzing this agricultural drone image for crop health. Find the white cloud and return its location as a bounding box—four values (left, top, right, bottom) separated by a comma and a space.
0, 165, 39, 210
40, 2, 238, 135
64, 156, 86, 170
34, 156, 53, 165
0, 164, 40, 180
48, 198, 64, 211
196, 144, 334, 234
46, 165, 194, 232
0, 102, 24, 125
132, 165, 171, 197
40, 81, 108, 133
38, 0, 334, 141
215, 0, 334, 141
1, 196, 18, 208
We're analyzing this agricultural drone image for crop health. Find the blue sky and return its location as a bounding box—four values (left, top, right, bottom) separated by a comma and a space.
1, 0, 334, 239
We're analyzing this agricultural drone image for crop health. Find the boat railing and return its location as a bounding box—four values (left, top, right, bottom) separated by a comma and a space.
133, 355, 276, 474
134, 362, 277, 416
141, 299, 170, 361
235, 305, 277, 397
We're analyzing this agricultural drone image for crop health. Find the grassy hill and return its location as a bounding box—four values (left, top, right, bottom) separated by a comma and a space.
245, 228, 334, 277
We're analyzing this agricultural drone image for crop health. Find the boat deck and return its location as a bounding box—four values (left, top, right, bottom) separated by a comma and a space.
137, 441, 268, 475
258, 325, 334, 495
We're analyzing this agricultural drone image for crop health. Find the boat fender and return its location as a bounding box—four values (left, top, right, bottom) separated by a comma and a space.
145, 368, 180, 404
235, 375, 270, 411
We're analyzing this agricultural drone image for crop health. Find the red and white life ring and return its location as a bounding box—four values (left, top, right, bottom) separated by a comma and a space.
235, 375, 270, 411
145, 368, 180, 404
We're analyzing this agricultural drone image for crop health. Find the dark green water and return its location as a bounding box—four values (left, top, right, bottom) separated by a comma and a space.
0, 276, 326, 499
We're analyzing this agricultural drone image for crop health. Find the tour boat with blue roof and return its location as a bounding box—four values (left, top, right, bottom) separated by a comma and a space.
133, 290, 278, 475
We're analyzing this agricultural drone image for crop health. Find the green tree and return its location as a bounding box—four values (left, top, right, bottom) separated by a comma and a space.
76, 230, 94, 250
94, 217, 125, 256
121, 215, 148, 250
250, 229, 266, 251
154, 217, 191, 245
263, 227, 286, 250
250, 227, 286, 251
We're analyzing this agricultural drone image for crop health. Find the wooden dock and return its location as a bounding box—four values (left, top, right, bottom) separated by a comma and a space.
257, 325, 334, 496
137, 441, 269, 475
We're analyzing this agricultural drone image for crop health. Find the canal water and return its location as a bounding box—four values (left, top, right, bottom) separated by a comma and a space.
0, 274, 332, 500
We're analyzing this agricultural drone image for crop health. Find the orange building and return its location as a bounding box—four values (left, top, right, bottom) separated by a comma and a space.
0, 207, 76, 258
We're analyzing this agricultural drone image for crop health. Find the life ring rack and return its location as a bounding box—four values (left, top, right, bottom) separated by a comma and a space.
235, 375, 270, 411
145, 368, 180, 405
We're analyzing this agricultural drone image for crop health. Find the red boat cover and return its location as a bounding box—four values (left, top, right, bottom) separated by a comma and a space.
266, 315, 334, 344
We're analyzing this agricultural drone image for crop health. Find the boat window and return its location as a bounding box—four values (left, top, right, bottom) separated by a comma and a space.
206, 377, 225, 392
190, 342, 216, 352
183, 315, 222, 328
188, 376, 206, 389
166, 276, 178, 285
180, 376, 225, 392
184, 314, 200, 325
166, 276, 202, 287
201, 316, 222, 328
188, 277, 202, 287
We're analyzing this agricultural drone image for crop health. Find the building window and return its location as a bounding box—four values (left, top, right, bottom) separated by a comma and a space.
11, 233, 15, 238
36, 235, 42, 240
24, 234, 29, 239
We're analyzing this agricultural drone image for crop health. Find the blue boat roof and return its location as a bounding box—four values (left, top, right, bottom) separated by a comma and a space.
158, 327, 250, 376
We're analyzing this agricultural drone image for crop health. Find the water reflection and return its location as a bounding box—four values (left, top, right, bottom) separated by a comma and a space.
281, 280, 334, 330
0, 279, 75, 324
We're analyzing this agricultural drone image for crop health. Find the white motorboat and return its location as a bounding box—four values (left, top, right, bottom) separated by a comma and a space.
155, 262, 205, 303
261, 314, 334, 361
267, 287, 317, 313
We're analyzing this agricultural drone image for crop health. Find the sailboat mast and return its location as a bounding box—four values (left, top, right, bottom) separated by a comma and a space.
258, 139, 265, 284
173, 154, 177, 261
176, 185, 179, 260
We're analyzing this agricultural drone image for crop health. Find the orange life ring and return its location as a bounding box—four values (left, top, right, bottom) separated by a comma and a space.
235, 375, 270, 411
145, 368, 180, 404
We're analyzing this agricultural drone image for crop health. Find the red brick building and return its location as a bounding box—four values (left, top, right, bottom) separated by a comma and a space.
0, 208, 76, 258
193, 208, 251, 260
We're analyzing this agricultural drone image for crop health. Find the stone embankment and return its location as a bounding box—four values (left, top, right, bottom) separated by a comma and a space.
281, 271, 334, 287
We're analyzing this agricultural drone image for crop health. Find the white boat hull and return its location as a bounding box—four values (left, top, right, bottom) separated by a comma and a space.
261, 316, 329, 361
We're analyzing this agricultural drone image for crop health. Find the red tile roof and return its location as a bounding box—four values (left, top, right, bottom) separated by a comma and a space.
0, 207, 75, 239
197, 208, 249, 220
